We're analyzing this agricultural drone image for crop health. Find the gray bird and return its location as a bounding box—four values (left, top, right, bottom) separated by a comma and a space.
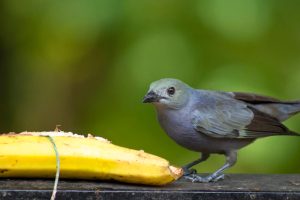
142, 78, 300, 182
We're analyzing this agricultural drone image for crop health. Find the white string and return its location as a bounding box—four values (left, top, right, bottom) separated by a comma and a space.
47, 136, 60, 200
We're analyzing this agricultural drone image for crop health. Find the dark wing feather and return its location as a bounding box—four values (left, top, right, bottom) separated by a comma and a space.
233, 92, 300, 104
243, 107, 295, 137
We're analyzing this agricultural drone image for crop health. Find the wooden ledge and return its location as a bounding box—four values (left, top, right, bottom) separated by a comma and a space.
0, 174, 299, 199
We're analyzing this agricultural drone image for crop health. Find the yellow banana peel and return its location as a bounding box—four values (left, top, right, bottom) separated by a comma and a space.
0, 132, 182, 185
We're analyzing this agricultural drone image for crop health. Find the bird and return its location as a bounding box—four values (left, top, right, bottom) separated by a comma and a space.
142, 78, 300, 182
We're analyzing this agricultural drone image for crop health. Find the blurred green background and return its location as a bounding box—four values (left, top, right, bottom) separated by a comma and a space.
0, 0, 300, 174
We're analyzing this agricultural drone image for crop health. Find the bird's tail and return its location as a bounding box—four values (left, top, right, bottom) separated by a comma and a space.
275, 101, 300, 136
254, 100, 300, 122
282, 101, 300, 120
275, 101, 300, 121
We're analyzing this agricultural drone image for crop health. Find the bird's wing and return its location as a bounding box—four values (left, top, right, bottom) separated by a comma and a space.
191, 92, 293, 138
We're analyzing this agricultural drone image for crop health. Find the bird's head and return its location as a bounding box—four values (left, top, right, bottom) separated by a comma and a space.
143, 78, 191, 109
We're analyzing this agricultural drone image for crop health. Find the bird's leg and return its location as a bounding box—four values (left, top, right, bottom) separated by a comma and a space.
184, 151, 237, 183
182, 153, 210, 176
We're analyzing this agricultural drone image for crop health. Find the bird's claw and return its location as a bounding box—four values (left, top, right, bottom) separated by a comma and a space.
182, 167, 197, 176
210, 173, 225, 182
183, 173, 225, 183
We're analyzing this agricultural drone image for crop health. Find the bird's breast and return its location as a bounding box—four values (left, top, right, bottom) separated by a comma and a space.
156, 108, 206, 151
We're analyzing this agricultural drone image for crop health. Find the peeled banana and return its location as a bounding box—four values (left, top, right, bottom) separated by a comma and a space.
0, 132, 182, 185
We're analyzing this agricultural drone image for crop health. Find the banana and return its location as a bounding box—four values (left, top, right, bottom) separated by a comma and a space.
0, 132, 182, 185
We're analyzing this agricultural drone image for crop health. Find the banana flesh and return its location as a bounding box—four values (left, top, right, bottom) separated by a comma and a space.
0, 132, 182, 185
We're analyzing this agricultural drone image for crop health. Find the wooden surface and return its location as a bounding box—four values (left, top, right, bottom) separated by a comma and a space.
0, 174, 299, 199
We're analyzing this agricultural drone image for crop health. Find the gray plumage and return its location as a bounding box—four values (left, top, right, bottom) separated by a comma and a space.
143, 78, 300, 182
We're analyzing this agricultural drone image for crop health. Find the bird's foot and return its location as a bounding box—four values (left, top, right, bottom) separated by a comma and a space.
184, 173, 225, 183
182, 167, 197, 176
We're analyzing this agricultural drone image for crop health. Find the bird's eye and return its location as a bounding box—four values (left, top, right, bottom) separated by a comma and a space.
167, 87, 175, 96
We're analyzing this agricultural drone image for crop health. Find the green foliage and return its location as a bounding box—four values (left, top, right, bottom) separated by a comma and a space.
0, 0, 300, 173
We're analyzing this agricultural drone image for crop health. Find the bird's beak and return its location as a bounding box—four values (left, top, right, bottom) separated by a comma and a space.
142, 91, 161, 103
